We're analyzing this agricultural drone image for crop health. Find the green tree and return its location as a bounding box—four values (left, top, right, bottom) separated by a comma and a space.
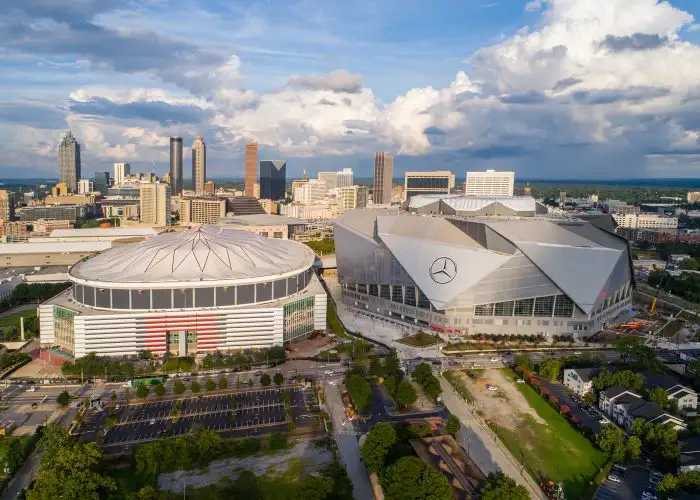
395, 380, 418, 409
384, 352, 403, 380
596, 425, 627, 463
137, 350, 151, 360
445, 413, 460, 435
273, 372, 284, 386
247, 378, 254, 388
190, 381, 201, 394
384, 376, 397, 397
657, 474, 679, 497
205, 378, 216, 392
260, 373, 271, 387
412, 363, 442, 401
173, 380, 186, 395
681, 258, 699, 271
369, 356, 384, 378
55, 391, 70, 407
537, 358, 562, 381
647, 387, 669, 408
218, 376, 228, 390
582, 391, 597, 405
626, 435, 642, 461
294, 475, 334, 500
514, 354, 534, 371
383, 456, 452, 500
481, 472, 531, 500
360, 422, 397, 473
268, 433, 288, 450
154, 384, 165, 398
110, 391, 117, 401
136, 384, 149, 399
345, 374, 372, 413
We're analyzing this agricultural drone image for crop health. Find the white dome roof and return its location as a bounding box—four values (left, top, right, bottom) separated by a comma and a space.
70, 225, 315, 285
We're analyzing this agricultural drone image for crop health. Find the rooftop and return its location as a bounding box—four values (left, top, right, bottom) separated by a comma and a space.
218, 214, 307, 227
49, 228, 158, 238
0, 241, 111, 254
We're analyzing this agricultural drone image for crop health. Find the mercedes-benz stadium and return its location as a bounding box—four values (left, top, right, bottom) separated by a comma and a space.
334, 210, 633, 339
39, 225, 327, 358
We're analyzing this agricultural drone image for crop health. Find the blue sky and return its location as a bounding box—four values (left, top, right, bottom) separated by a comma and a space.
1, 0, 700, 179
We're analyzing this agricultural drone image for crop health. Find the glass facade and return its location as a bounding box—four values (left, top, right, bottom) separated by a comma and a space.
259, 161, 286, 200
54, 306, 76, 354
284, 296, 315, 342
406, 177, 451, 189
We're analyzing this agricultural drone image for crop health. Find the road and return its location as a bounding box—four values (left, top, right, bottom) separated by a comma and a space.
323, 379, 374, 500
439, 377, 548, 500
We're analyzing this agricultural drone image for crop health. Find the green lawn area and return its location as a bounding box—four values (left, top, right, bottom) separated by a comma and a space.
0, 310, 36, 329
490, 370, 608, 499
396, 331, 442, 347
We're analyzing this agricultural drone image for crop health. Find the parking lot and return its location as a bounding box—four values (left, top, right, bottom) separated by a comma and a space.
536, 378, 603, 434
595, 465, 653, 500
89, 387, 312, 448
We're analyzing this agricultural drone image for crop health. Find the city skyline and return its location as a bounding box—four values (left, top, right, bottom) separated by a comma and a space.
0, 1, 699, 179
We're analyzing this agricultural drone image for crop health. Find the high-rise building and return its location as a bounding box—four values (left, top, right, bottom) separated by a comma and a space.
180, 198, 226, 224
339, 186, 368, 211
93, 172, 110, 194
163, 172, 171, 185
337, 168, 353, 188
259, 160, 286, 200
465, 170, 515, 197
78, 179, 94, 194
139, 183, 171, 226
191, 136, 206, 194
245, 142, 258, 197
58, 131, 81, 193
293, 179, 327, 204
113, 162, 131, 185
403, 171, 455, 202
204, 180, 215, 195
318, 172, 337, 190
0, 190, 15, 221
373, 152, 393, 204
169, 137, 183, 196
688, 192, 700, 203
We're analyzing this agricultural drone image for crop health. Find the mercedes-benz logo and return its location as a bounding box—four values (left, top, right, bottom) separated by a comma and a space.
430, 257, 457, 284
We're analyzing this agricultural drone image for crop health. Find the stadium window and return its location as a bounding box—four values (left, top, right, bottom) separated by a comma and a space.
494, 301, 514, 316
368, 284, 378, 296
380, 285, 391, 300
404, 286, 416, 307
514, 298, 534, 316
534, 296, 554, 317
417, 289, 431, 310
391, 286, 403, 303
554, 295, 574, 317
474, 303, 494, 316
357, 284, 367, 294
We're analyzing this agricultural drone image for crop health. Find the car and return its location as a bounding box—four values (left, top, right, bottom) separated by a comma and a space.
149, 419, 156, 425
329, 381, 337, 386
318, 364, 326, 368
489, 357, 500, 362
324, 370, 334, 376
515, 379, 525, 383
26, 386, 36, 392
486, 385, 498, 391
574, 351, 582, 355
607, 474, 622, 483
254, 371, 263, 376
183, 377, 190, 381
115, 405, 120, 411
477, 353, 486, 356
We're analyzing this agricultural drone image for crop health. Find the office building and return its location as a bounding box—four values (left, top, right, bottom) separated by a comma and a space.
39, 225, 327, 357
0, 221, 27, 239
139, 183, 171, 226
318, 172, 337, 191
293, 179, 328, 204
58, 131, 81, 193
688, 192, 700, 204
373, 152, 393, 204
191, 136, 206, 194
260, 161, 286, 200
0, 191, 15, 221
280, 203, 340, 220
32, 219, 73, 234
204, 180, 215, 195
113, 163, 131, 185
226, 197, 267, 216
465, 170, 515, 197
44, 193, 96, 206
337, 168, 353, 189
334, 210, 633, 339
18, 205, 90, 222
101, 200, 139, 220
93, 172, 110, 194
170, 137, 183, 196
218, 214, 307, 240
245, 142, 258, 197
339, 186, 368, 211
78, 179, 94, 194
180, 198, 226, 224
403, 171, 455, 202
612, 213, 678, 230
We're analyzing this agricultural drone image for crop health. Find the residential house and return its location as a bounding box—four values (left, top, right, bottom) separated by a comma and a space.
679, 436, 700, 473
563, 368, 599, 396
599, 386, 686, 430
643, 371, 698, 412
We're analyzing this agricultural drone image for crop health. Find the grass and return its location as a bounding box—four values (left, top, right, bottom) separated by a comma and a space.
442, 370, 474, 403
0, 310, 36, 330
396, 331, 442, 347
660, 319, 683, 338
489, 369, 607, 499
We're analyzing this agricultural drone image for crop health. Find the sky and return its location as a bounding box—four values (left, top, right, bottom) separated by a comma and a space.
1, 0, 700, 180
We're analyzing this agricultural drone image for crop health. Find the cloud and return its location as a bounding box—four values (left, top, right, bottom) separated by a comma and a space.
288, 69, 363, 93
68, 97, 209, 125
571, 87, 671, 105
0, 103, 67, 128
499, 91, 548, 104
551, 77, 582, 92
600, 33, 669, 52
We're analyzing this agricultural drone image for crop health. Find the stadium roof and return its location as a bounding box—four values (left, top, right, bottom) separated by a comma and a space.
218, 214, 307, 226
409, 194, 541, 213
70, 224, 315, 285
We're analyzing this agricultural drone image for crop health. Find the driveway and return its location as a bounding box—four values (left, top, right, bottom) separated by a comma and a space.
595, 466, 650, 500
536, 378, 602, 434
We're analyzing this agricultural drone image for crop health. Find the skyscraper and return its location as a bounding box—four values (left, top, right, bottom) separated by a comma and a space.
259, 160, 286, 200
0, 190, 15, 221
336, 168, 353, 188
113, 162, 130, 185
317, 172, 337, 190
464, 170, 514, 197
93, 172, 110, 194
191, 136, 206, 194
245, 142, 258, 197
170, 137, 183, 196
139, 183, 171, 226
373, 152, 393, 204
58, 131, 81, 193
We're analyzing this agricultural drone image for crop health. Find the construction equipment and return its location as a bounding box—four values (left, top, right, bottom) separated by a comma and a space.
540, 480, 565, 499
649, 297, 657, 316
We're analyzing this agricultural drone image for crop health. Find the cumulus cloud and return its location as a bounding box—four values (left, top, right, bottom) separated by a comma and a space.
600, 33, 669, 52
288, 69, 364, 94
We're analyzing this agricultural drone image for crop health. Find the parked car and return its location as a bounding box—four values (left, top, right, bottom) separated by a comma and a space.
607, 474, 622, 483
149, 419, 156, 425
574, 351, 582, 355
486, 385, 498, 391
515, 379, 525, 384
26, 386, 36, 392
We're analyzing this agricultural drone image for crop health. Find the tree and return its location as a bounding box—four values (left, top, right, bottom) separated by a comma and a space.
345, 374, 372, 413
384, 352, 403, 380
597, 425, 629, 463
647, 387, 669, 408
137, 350, 151, 360
445, 413, 460, 435
260, 373, 271, 387
218, 376, 228, 390
154, 384, 165, 398
173, 381, 186, 395
384, 376, 397, 397
110, 391, 117, 401
583, 391, 597, 405
395, 380, 418, 408
657, 474, 679, 497
369, 356, 384, 378
55, 391, 70, 407
537, 358, 562, 381
514, 354, 534, 372
681, 258, 700, 271
247, 378, 254, 388
626, 435, 642, 461
383, 456, 452, 500
273, 372, 284, 387
136, 384, 149, 399
268, 433, 288, 450
205, 378, 216, 392
481, 472, 531, 500
360, 422, 397, 473
190, 381, 201, 394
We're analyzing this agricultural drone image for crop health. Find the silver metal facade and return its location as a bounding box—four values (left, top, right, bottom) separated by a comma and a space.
334, 210, 633, 339
58, 132, 81, 192
170, 137, 183, 195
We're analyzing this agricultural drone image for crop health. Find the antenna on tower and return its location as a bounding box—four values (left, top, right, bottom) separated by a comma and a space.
152, 161, 155, 174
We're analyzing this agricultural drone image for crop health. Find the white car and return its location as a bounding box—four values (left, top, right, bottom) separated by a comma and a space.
607, 474, 621, 483
489, 357, 500, 363
486, 385, 498, 391
477, 353, 486, 356
515, 379, 525, 384
26, 386, 36, 392
574, 351, 582, 355
324, 370, 334, 376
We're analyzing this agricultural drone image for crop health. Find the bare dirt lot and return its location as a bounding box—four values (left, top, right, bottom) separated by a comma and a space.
453, 368, 544, 431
